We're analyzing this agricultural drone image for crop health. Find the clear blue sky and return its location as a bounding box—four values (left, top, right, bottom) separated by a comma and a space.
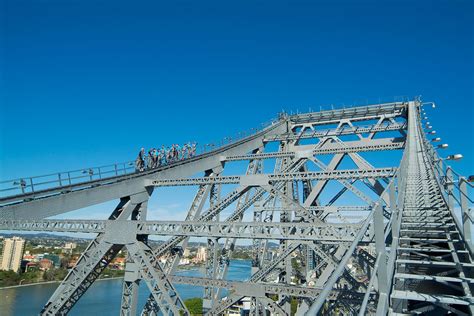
0, 0, 473, 180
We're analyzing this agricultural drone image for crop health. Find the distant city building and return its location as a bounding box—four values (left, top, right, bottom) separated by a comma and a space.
196, 246, 207, 262
63, 242, 77, 254
225, 297, 250, 315
24, 261, 38, 272
178, 258, 190, 265
23, 254, 36, 262
43, 254, 61, 268
64, 242, 77, 250
39, 258, 53, 271
1, 237, 26, 272
183, 248, 191, 258
111, 257, 126, 270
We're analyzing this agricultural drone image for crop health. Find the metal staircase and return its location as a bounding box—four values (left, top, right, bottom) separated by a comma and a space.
389, 101, 474, 315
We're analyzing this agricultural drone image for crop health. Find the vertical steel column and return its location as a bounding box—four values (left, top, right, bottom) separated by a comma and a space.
120, 262, 140, 316
120, 199, 148, 315
374, 203, 388, 315
460, 179, 472, 248
203, 179, 221, 310
281, 141, 293, 315
41, 196, 143, 315
446, 168, 455, 211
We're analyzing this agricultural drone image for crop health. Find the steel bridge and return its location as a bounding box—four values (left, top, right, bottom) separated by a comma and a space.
1, 99, 473, 315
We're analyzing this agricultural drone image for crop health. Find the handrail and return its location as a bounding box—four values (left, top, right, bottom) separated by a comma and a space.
0, 101, 410, 202
417, 103, 473, 253
0, 117, 284, 204
358, 253, 382, 316
289, 101, 407, 124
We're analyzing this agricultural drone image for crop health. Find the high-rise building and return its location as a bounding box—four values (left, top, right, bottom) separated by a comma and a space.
1, 237, 26, 272
196, 246, 207, 262
64, 242, 77, 250
63, 242, 77, 254
183, 248, 191, 258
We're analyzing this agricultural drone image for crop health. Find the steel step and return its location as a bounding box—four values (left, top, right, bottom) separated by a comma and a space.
394, 272, 474, 283
391, 290, 473, 306
396, 259, 474, 268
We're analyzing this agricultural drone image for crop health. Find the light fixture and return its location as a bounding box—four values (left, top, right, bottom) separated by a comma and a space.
437, 144, 448, 149
422, 101, 436, 109
446, 154, 463, 161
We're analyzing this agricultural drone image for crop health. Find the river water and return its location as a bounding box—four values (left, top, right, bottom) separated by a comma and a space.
0, 260, 251, 315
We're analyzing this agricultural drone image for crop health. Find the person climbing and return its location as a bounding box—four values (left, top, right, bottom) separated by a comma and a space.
165, 146, 171, 164
135, 148, 145, 172
147, 148, 155, 169
181, 144, 187, 160
152, 149, 159, 168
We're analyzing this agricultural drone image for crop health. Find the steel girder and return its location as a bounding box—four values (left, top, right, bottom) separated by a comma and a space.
40, 194, 147, 315
149, 167, 397, 187
141, 171, 216, 315
125, 241, 188, 315
169, 275, 326, 298
289, 102, 406, 125
212, 151, 264, 306
1, 218, 365, 245
2, 100, 472, 316
0, 120, 287, 215
264, 122, 406, 142
225, 139, 405, 161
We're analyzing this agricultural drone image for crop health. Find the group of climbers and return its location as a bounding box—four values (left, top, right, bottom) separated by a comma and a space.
135, 143, 197, 172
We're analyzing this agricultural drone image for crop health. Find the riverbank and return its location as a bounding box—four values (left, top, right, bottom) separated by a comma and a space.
0, 266, 202, 290
0, 276, 124, 290
0, 260, 245, 290
0, 264, 203, 290
0, 260, 252, 315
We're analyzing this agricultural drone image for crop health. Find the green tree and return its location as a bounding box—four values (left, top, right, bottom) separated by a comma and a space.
291, 297, 298, 315
0, 270, 20, 287
20, 270, 42, 285
43, 268, 68, 281
183, 297, 203, 315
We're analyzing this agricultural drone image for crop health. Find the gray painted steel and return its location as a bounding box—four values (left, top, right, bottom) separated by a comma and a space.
1, 100, 472, 315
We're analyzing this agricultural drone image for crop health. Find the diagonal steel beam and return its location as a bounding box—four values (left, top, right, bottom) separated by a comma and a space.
126, 241, 189, 315
141, 178, 214, 315
120, 197, 150, 316
208, 242, 301, 315
40, 194, 148, 315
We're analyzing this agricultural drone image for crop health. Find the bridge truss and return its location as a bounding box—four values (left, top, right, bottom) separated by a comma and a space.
0, 100, 472, 315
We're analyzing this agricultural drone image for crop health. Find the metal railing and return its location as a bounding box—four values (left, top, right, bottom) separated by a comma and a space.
419, 107, 473, 250
0, 99, 411, 201
0, 161, 136, 198
285, 95, 411, 116
0, 117, 281, 201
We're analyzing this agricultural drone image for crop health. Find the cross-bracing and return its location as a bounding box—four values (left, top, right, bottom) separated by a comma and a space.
0, 99, 472, 315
